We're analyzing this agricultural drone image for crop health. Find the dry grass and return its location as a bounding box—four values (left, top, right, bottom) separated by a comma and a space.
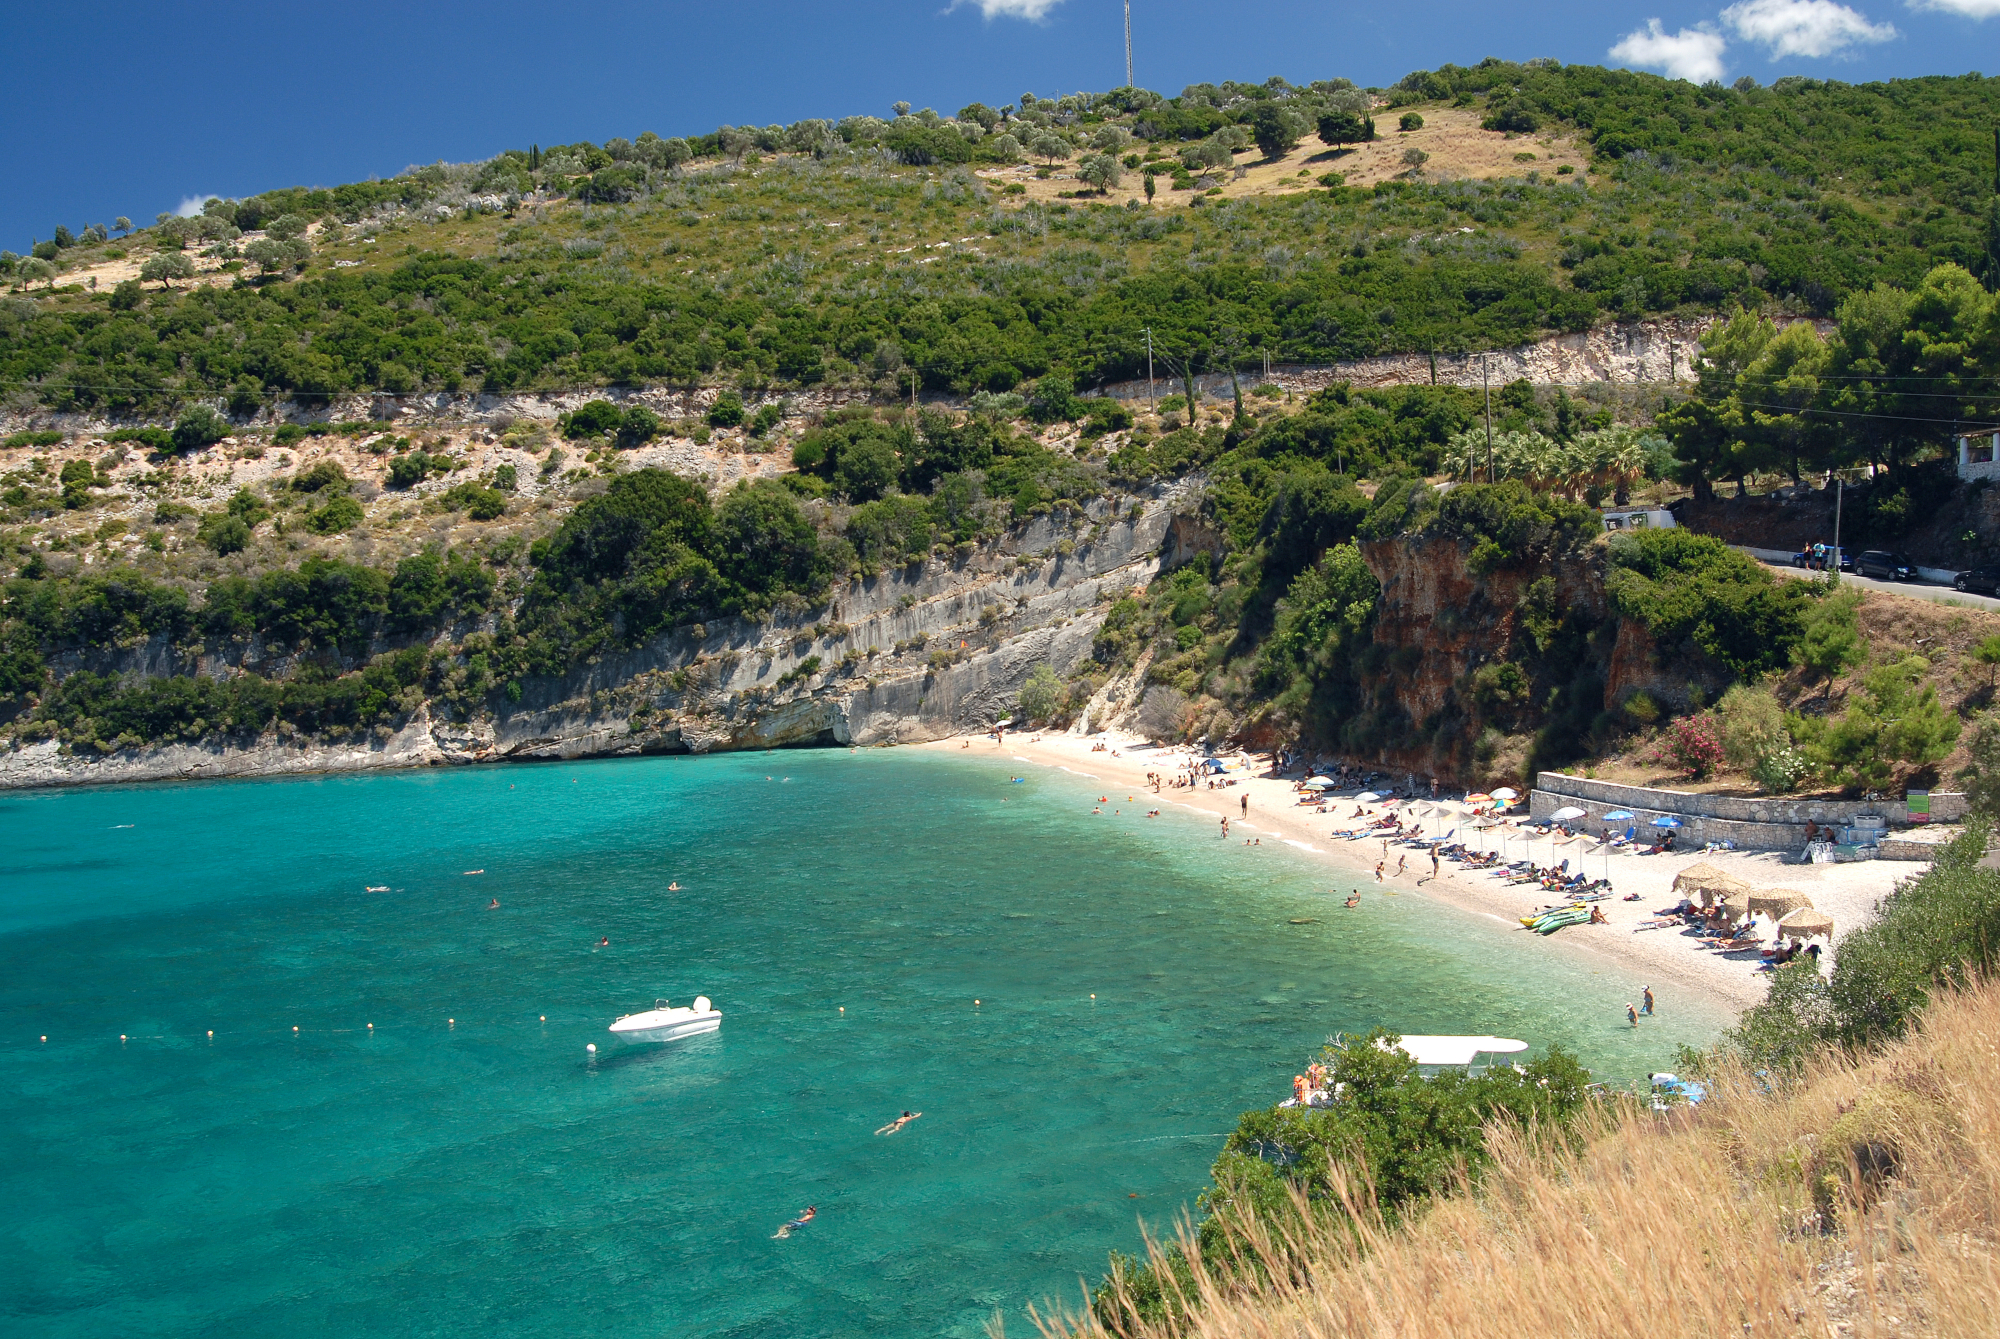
1026, 977, 2000, 1339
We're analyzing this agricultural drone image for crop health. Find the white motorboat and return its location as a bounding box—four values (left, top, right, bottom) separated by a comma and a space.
608, 996, 721, 1044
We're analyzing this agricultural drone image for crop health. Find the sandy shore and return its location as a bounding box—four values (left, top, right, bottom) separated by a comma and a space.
926, 730, 1929, 1017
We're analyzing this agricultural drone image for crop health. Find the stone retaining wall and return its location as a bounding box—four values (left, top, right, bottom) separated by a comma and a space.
1528, 773, 1964, 856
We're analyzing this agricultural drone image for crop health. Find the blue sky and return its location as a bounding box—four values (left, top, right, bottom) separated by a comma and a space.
2, 0, 1994, 252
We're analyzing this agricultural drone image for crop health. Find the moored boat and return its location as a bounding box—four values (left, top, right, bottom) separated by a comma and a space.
609, 996, 721, 1044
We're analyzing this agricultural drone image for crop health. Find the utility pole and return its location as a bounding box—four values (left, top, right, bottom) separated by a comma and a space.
1120, 0, 1136, 88
1482, 354, 1494, 483
1144, 326, 1155, 414
1832, 472, 1844, 583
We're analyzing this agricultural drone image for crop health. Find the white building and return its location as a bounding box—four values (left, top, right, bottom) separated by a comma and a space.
1957, 430, 2000, 482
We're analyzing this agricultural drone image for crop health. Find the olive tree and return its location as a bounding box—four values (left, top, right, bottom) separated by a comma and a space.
139, 252, 195, 286
1031, 132, 1072, 165
1077, 153, 1122, 193
266, 214, 308, 241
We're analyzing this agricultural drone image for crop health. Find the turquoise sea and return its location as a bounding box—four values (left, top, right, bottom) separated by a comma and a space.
0, 749, 1726, 1338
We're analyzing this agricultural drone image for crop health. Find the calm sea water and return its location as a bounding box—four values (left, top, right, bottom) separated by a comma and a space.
0, 749, 1725, 1338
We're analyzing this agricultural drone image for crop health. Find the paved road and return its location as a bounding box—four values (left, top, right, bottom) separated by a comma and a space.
1738, 546, 2000, 613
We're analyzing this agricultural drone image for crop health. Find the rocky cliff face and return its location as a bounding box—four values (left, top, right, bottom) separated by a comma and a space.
1352, 534, 1691, 782
0, 488, 1190, 789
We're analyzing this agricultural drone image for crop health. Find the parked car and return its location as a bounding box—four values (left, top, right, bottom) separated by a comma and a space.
1955, 566, 2000, 595
1791, 546, 1853, 572
1854, 550, 1917, 581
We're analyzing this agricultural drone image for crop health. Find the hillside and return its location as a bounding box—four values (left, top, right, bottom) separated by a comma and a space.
4, 60, 2000, 794
4, 62, 1997, 418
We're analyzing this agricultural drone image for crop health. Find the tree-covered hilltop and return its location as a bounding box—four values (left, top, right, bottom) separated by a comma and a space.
3, 61, 1997, 417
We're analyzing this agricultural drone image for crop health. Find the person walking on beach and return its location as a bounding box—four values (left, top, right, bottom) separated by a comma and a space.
1395, 853, 1406, 878
1240, 793, 1248, 818
1374, 860, 1385, 883
1430, 849, 1440, 880
1642, 986, 1655, 1016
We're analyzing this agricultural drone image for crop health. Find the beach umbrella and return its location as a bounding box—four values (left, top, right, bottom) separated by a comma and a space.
1464, 792, 1492, 804
1651, 816, 1682, 828
1748, 889, 1814, 919
1778, 909, 1834, 939
1355, 791, 1383, 802
1605, 810, 1635, 821
1491, 787, 1520, 800
1551, 805, 1587, 822
1302, 778, 1334, 790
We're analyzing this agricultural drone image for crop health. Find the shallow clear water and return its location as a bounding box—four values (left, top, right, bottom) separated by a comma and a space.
0, 749, 1725, 1337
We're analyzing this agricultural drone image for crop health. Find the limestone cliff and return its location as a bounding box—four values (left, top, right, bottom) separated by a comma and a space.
1350, 534, 1691, 783
0, 488, 1188, 789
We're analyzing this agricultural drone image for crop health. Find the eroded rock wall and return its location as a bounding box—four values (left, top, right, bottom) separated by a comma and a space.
0, 488, 1189, 788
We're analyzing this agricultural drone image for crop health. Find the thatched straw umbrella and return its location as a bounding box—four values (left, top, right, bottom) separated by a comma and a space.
1675, 863, 1754, 905
1778, 908, 1835, 940
1748, 889, 1814, 919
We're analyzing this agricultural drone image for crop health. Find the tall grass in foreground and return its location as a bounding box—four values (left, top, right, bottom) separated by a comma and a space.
1025, 977, 2000, 1339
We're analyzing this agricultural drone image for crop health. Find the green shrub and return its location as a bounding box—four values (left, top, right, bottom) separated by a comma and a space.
170, 406, 229, 455
1017, 662, 1067, 722
106, 427, 172, 451
441, 483, 507, 520
1094, 1032, 1591, 1331
305, 495, 364, 534
615, 405, 661, 448
1398, 112, 1425, 131
706, 392, 745, 428
1607, 529, 1807, 679
564, 399, 623, 439
491, 463, 518, 492
3, 430, 64, 449
198, 513, 252, 555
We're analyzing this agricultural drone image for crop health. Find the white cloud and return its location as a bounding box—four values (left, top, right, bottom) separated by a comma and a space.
1721, 0, 1898, 56
1608, 19, 1731, 82
952, 0, 1064, 18
174, 195, 216, 218
1906, 0, 2000, 17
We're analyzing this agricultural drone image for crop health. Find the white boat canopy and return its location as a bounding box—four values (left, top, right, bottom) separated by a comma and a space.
1377, 1035, 1531, 1067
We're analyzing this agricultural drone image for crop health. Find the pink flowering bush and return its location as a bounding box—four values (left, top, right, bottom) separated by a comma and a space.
1664, 711, 1726, 779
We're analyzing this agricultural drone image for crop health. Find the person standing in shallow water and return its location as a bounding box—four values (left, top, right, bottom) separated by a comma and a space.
1643, 986, 1655, 1016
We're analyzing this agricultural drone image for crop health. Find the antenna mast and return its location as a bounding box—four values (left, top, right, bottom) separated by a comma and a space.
1120, 0, 1136, 88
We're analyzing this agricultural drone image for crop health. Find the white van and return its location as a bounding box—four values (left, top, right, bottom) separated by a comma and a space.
1601, 508, 1677, 533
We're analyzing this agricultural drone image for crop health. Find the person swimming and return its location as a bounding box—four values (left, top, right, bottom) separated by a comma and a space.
667, 882, 682, 891
487, 899, 499, 910
772, 1205, 817, 1238
598, 936, 610, 947
875, 1110, 923, 1135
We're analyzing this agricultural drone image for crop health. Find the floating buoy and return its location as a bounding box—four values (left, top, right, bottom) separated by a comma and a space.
207, 1030, 213, 1038
40, 1035, 47, 1043
120, 1034, 127, 1041
293, 1026, 300, 1033
1090, 994, 1096, 999
974, 999, 981, 1006
539, 1015, 546, 1022
586, 1043, 596, 1053
448, 1018, 455, 1026
366, 1023, 373, 1030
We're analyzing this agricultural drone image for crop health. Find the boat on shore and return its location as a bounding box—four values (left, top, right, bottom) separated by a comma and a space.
608, 997, 721, 1044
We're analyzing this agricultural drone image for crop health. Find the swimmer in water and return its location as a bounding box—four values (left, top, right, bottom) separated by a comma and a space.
487, 899, 499, 910
875, 1110, 923, 1135
598, 936, 610, 947
1344, 891, 1361, 908
772, 1205, 817, 1238
667, 882, 682, 891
